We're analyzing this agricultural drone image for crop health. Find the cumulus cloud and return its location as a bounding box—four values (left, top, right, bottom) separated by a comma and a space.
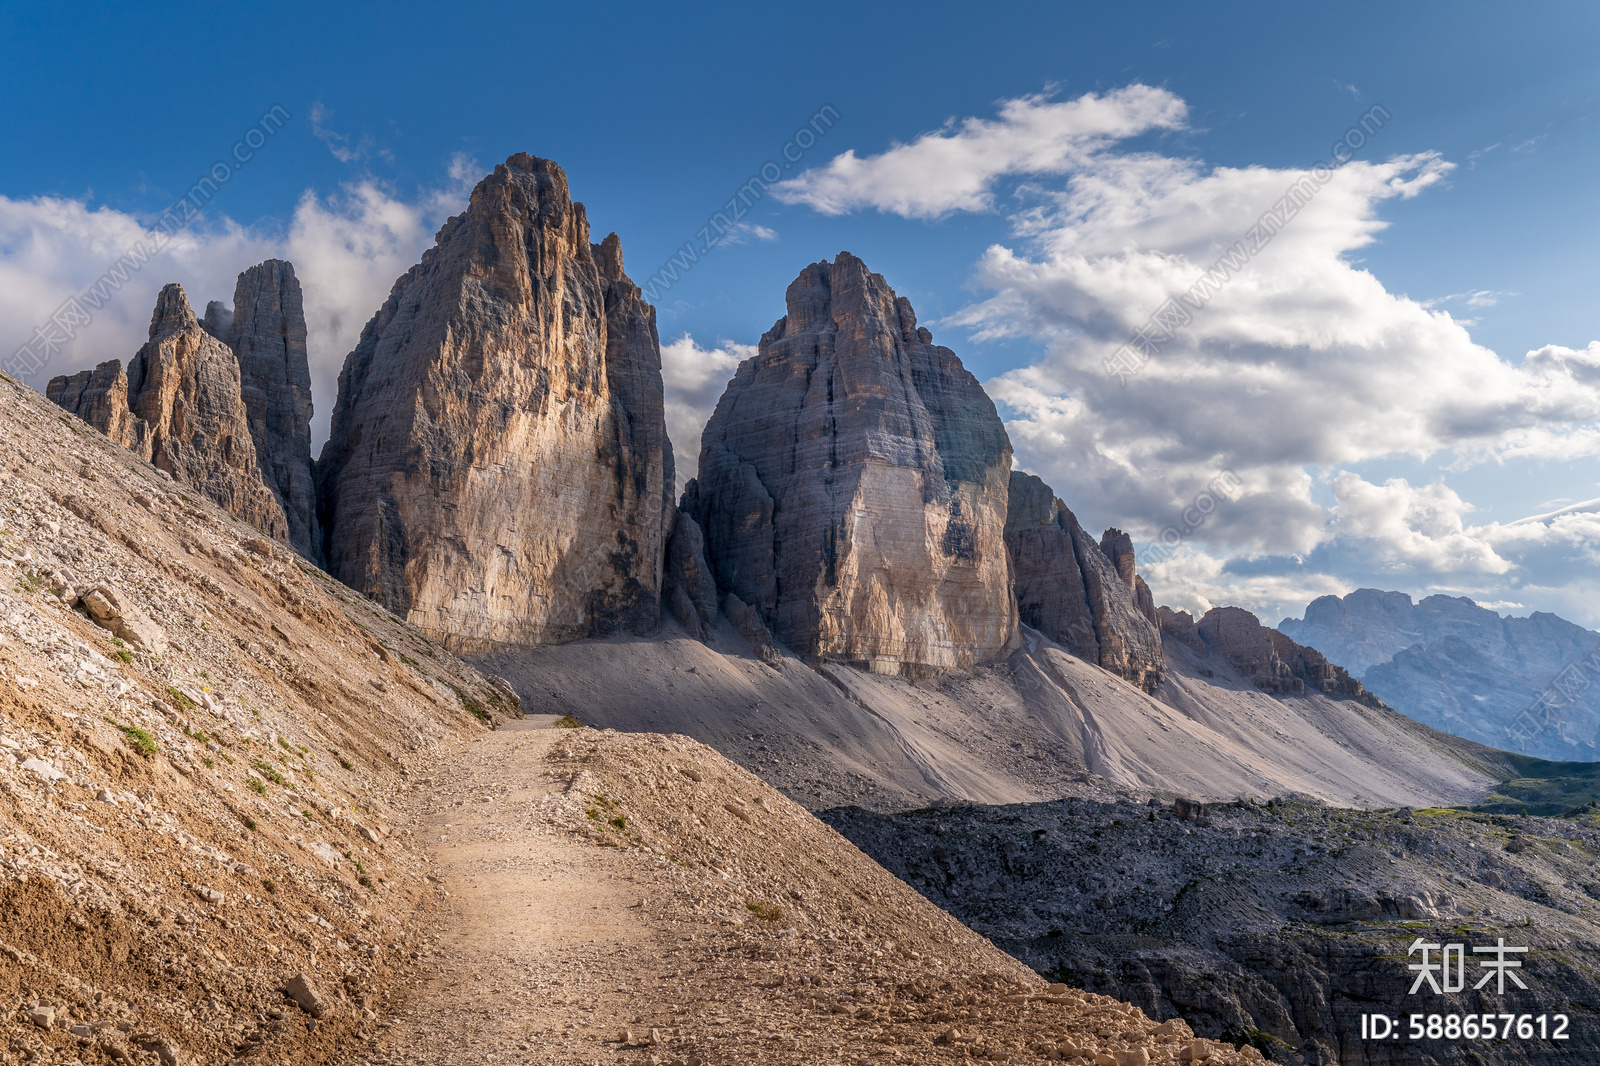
782, 85, 1600, 625
660, 334, 754, 490
0, 156, 477, 446
772, 86, 1187, 219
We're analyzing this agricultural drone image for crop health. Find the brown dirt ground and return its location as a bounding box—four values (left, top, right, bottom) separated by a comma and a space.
356, 723, 1261, 1066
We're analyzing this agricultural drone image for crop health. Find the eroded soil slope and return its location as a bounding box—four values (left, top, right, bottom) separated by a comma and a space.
0, 376, 515, 1066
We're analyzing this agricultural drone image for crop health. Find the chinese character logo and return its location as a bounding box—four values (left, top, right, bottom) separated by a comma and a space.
1407, 937, 1529, 994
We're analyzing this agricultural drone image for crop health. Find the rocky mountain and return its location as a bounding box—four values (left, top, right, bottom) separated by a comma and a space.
829, 793, 1600, 1066
46, 283, 289, 541
225, 259, 319, 560
315, 153, 674, 653
1280, 590, 1600, 760
0, 359, 1255, 1066
1006, 470, 1165, 691
687, 252, 1018, 677
1162, 605, 1381, 706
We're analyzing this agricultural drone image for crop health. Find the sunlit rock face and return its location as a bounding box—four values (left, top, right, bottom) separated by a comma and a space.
691, 252, 1018, 675
317, 153, 674, 651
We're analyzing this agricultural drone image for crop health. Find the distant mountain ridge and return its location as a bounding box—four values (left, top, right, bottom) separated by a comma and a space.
1280, 589, 1600, 761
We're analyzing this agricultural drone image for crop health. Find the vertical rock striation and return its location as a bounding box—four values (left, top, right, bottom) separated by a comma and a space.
1005, 471, 1165, 691
661, 508, 720, 643
227, 259, 319, 559
47, 284, 287, 539
691, 252, 1017, 675
315, 153, 674, 650
46, 361, 143, 451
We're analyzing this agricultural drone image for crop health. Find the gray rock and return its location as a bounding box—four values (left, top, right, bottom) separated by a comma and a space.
80, 585, 167, 655
662, 509, 719, 641
1005, 471, 1164, 691
722, 593, 782, 668
226, 260, 319, 560
284, 972, 331, 1018
133, 1034, 180, 1066
21, 758, 65, 784
316, 154, 674, 651
827, 795, 1600, 1066
692, 252, 1017, 675
47, 284, 288, 541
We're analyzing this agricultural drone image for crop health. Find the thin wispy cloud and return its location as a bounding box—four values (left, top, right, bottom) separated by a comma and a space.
1422, 288, 1514, 309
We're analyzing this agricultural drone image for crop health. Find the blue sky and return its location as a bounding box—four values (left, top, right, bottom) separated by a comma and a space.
3, 1, 1599, 628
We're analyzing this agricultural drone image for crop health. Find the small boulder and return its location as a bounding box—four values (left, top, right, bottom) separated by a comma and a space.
27, 1005, 54, 1029
21, 758, 65, 785
134, 1034, 181, 1065
81, 585, 167, 655
284, 973, 331, 1018
309, 842, 342, 868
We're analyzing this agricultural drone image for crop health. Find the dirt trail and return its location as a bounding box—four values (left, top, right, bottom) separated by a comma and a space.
366, 723, 664, 1064
355, 723, 1259, 1066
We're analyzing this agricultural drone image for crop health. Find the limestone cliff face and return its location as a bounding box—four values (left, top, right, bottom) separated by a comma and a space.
1190, 605, 1381, 706
227, 260, 319, 559
47, 285, 287, 539
691, 252, 1017, 675
46, 361, 144, 451
1005, 471, 1165, 691
316, 153, 674, 650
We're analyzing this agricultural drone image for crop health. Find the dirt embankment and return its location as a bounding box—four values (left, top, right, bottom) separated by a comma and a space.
0, 377, 514, 1066
368, 722, 1263, 1066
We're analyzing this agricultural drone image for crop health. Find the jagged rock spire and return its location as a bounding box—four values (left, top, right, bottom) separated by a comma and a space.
690, 252, 1018, 675
316, 153, 674, 650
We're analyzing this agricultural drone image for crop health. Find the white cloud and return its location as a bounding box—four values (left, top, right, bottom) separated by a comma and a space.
660, 334, 754, 490
1422, 288, 1512, 310
771, 85, 1187, 219
0, 157, 476, 447
782, 85, 1600, 626
714, 222, 777, 246
1324, 473, 1510, 574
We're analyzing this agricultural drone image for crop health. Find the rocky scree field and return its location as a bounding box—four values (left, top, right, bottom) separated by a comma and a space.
827, 795, 1600, 1065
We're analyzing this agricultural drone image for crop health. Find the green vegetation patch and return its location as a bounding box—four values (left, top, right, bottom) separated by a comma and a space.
103, 717, 157, 759
746, 900, 784, 922
449, 683, 491, 725
250, 759, 286, 786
